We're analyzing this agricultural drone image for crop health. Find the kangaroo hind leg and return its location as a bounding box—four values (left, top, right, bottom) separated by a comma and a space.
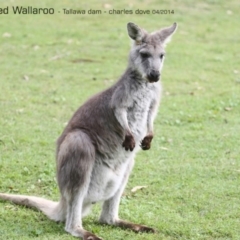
99, 157, 156, 234
57, 130, 102, 240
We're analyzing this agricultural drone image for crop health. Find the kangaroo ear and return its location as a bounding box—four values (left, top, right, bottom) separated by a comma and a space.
127, 22, 143, 43
158, 22, 177, 46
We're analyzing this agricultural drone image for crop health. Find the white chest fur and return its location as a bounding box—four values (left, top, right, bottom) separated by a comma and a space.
127, 81, 161, 141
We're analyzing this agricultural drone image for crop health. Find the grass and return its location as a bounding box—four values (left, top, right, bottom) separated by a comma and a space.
0, 0, 240, 239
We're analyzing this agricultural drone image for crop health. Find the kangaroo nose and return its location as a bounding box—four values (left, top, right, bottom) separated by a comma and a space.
148, 70, 160, 82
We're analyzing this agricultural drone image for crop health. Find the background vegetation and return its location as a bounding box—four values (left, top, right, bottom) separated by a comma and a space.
0, 0, 239, 239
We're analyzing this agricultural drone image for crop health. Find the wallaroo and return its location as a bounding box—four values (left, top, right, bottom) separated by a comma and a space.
0, 22, 177, 240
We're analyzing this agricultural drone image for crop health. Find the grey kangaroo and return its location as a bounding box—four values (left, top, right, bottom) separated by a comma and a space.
0, 22, 177, 240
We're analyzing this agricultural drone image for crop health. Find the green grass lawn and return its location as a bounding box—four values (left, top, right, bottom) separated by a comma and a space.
0, 0, 240, 239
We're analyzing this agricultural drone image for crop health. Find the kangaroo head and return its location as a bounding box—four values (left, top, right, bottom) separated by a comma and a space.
127, 22, 177, 83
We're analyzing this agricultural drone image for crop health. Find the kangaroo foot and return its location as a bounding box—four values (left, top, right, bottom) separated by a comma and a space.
83, 231, 102, 240
116, 219, 156, 233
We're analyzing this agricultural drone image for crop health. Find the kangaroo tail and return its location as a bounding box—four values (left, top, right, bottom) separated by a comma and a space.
0, 193, 65, 222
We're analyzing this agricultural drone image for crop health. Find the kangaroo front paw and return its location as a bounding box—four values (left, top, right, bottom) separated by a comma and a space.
122, 134, 135, 151
140, 135, 153, 150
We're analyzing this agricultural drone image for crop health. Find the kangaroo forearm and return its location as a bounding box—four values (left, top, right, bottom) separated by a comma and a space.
147, 99, 160, 135
113, 108, 132, 136
113, 108, 136, 151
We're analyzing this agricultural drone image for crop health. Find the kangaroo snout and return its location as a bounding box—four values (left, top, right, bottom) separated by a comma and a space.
147, 70, 160, 83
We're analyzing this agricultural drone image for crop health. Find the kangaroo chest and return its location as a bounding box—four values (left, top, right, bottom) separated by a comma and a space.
127, 85, 156, 139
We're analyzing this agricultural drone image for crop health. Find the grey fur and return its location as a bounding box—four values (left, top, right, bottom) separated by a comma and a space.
0, 22, 177, 240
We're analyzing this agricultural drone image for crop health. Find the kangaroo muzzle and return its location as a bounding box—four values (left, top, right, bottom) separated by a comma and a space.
147, 70, 160, 83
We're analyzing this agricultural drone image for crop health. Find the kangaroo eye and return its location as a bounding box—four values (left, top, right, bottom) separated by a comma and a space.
160, 54, 165, 59
140, 52, 150, 58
